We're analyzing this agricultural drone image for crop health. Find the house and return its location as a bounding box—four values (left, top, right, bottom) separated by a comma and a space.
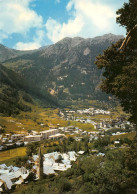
5, 134, 10, 138
97, 153, 105, 157
2, 138, 8, 143
24, 135, 42, 142
52, 163, 71, 171
43, 165, 55, 175
0, 174, 13, 190
48, 134, 66, 140
114, 140, 120, 145
11, 134, 24, 141
40, 129, 58, 140
16, 142, 24, 146
78, 151, 85, 155
94, 124, 100, 130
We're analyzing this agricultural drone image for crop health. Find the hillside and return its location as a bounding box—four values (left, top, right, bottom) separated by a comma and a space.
2, 34, 124, 103
0, 44, 37, 63
0, 64, 58, 116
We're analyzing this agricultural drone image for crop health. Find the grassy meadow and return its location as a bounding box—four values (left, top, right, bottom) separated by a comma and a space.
0, 147, 26, 162
110, 131, 136, 141
0, 102, 97, 134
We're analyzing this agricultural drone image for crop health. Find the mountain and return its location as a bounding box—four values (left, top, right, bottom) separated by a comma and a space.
0, 64, 58, 116
2, 33, 124, 104
0, 44, 37, 62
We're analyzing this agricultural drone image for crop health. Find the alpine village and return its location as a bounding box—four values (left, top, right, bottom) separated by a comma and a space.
0, 0, 137, 193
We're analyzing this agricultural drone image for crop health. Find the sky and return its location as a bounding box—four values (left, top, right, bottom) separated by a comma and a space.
0, 0, 128, 50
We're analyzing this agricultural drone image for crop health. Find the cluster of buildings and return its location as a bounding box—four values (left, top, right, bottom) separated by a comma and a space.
61, 108, 110, 116
24, 129, 66, 143
77, 108, 110, 115
93, 120, 132, 130
0, 134, 25, 151
59, 126, 88, 136
59, 126, 100, 142
0, 164, 29, 192
60, 108, 132, 132
0, 148, 85, 192
0, 129, 66, 151
32, 150, 79, 178
60, 108, 110, 122
60, 108, 110, 117
0, 117, 133, 152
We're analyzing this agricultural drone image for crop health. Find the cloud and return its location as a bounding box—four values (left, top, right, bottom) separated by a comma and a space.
45, 0, 115, 43
15, 30, 46, 50
0, 0, 43, 42
15, 42, 40, 50
55, 0, 60, 3
45, 16, 84, 43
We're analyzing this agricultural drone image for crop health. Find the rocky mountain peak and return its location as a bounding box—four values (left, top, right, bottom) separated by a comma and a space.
2, 33, 124, 102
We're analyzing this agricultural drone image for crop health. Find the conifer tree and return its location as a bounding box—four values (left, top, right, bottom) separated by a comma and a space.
95, 0, 137, 125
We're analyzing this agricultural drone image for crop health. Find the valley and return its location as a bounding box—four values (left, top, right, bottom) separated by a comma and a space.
0, 32, 137, 193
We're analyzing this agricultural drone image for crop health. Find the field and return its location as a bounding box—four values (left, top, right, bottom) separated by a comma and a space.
0, 107, 61, 133
110, 132, 136, 141
0, 147, 26, 162
0, 103, 97, 134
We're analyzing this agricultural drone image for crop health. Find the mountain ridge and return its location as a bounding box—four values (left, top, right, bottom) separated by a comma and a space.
1, 33, 124, 104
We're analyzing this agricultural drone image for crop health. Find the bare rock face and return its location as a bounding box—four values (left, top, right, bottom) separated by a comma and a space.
83, 48, 90, 56
2, 34, 124, 102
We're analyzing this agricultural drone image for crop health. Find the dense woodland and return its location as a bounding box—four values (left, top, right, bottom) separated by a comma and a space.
0, 64, 58, 116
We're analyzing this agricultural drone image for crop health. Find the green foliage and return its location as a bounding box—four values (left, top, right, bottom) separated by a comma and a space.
56, 154, 63, 163
96, 0, 137, 125
105, 127, 133, 136
22, 92, 33, 104
0, 127, 5, 134
116, 0, 137, 32
57, 177, 72, 193
0, 64, 58, 116
13, 136, 137, 194
0, 85, 31, 116
94, 136, 110, 151
25, 172, 36, 182
26, 142, 40, 156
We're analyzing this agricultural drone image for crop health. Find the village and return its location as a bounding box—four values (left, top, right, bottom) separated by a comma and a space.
0, 108, 133, 151
0, 149, 85, 192
0, 107, 134, 151
0, 108, 135, 192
